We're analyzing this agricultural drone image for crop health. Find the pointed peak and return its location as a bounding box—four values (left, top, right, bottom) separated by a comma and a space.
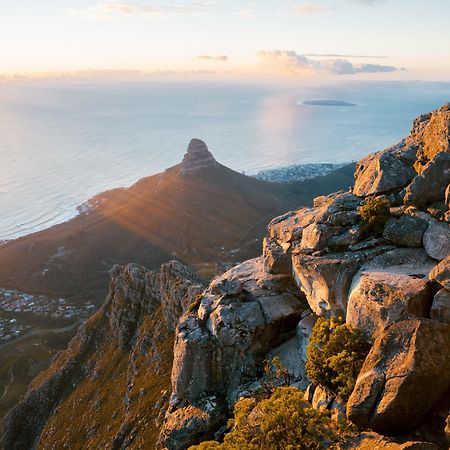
180, 139, 218, 175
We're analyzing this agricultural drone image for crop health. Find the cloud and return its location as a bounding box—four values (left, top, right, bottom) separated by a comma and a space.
197, 55, 228, 61
0, 69, 222, 82
257, 50, 398, 76
349, 0, 386, 5
66, 1, 217, 20
295, 2, 332, 14
304, 53, 387, 59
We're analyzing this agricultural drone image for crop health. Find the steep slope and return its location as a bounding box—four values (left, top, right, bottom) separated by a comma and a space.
0, 139, 355, 304
2, 261, 204, 450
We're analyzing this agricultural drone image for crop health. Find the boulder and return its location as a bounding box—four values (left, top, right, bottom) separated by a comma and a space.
430, 289, 450, 323
299, 222, 338, 253
404, 152, 450, 207
292, 247, 391, 317
311, 384, 334, 411
346, 249, 435, 342
342, 432, 440, 449
160, 261, 205, 330
383, 215, 428, 247
158, 404, 224, 450
267, 337, 306, 383
353, 143, 416, 197
422, 219, 450, 260
407, 102, 450, 169
347, 318, 450, 432
429, 255, 450, 289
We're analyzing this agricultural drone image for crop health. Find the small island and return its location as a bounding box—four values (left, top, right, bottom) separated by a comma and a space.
302, 99, 357, 107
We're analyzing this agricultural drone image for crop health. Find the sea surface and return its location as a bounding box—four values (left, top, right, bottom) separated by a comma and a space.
0, 79, 449, 240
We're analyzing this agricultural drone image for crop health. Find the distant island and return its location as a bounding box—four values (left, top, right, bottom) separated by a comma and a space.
303, 99, 357, 107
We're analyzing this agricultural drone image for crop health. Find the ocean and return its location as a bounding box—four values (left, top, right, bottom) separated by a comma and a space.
0, 79, 449, 240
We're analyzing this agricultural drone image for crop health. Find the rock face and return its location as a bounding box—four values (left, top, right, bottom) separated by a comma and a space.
407, 103, 450, 169
353, 142, 416, 197
346, 249, 436, 342
429, 255, 450, 289
347, 318, 450, 431
404, 152, 450, 207
383, 215, 428, 247
430, 288, 450, 323
160, 257, 307, 449
180, 138, 218, 175
160, 261, 206, 331
292, 247, 389, 318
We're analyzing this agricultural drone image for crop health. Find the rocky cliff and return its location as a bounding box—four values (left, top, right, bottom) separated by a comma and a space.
3, 104, 450, 450
159, 103, 450, 449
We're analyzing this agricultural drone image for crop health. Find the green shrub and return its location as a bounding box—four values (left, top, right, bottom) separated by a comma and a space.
186, 293, 204, 314
306, 317, 369, 400
188, 387, 350, 450
359, 196, 390, 234
262, 356, 291, 393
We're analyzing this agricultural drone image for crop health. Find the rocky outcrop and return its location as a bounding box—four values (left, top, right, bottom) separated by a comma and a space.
353, 142, 416, 197
406, 103, 450, 169
179, 139, 218, 175
292, 247, 390, 317
347, 318, 450, 432
404, 152, 450, 207
429, 255, 450, 289
346, 249, 435, 342
160, 261, 205, 331
2, 261, 203, 450
159, 257, 307, 448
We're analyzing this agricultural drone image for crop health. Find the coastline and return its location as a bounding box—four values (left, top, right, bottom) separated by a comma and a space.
0, 162, 351, 242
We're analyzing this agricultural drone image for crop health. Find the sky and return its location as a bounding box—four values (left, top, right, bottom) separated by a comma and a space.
1, 0, 450, 81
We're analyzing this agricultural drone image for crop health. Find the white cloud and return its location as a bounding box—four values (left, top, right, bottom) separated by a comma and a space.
66, 1, 217, 20
197, 55, 228, 61
349, 0, 386, 5
257, 50, 398, 76
295, 2, 332, 15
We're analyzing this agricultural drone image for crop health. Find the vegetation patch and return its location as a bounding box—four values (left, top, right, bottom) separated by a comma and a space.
359, 195, 390, 235
187, 293, 204, 314
306, 317, 369, 400
188, 387, 351, 450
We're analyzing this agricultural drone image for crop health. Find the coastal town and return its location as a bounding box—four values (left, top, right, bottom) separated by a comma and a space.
0, 287, 95, 343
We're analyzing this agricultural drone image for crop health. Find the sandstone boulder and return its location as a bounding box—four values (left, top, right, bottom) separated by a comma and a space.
383, 215, 428, 247
292, 247, 390, 317
347, 318, 450, 431
346, 249, 435, 342
429, 255, 450, 289
342, 432, 440, 449
404, 152, 450, 207
430, 288, 450, 323
353, 142, 416, 197
423, 219, 450, 260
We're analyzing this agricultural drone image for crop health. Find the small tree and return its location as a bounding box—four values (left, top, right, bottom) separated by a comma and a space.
306, 317, 369, 400
359, 196, 390, 235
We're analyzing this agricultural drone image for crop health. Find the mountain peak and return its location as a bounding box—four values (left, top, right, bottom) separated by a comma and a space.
180, 138, 218, 174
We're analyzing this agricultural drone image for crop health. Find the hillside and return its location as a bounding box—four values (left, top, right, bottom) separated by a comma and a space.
3, 104, 450, 450
0, 139, 355, 305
